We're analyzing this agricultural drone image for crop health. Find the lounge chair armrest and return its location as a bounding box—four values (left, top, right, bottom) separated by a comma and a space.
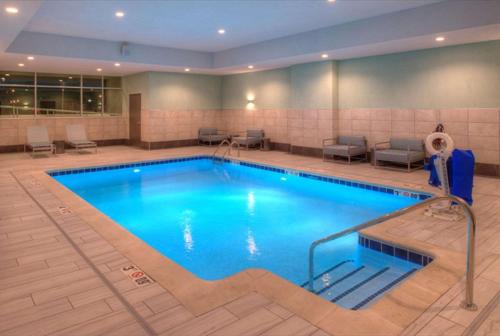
374, 141, 390, 151
322, 138, 336, 146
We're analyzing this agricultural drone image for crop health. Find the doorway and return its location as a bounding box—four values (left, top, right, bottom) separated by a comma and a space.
129, 94, 141, 146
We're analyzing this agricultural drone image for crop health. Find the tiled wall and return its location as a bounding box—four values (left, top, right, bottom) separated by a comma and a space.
0, 117, 128, 147
338, 108, 500, 164
220, 109, 337, 148
141, 109, 223, 142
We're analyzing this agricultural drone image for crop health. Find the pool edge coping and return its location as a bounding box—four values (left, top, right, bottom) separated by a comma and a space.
28, 154, 466, 335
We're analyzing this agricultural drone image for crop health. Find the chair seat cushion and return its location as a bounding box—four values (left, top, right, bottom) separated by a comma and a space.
199, 134, 227, 142
233, 137, 261, 146
375, 149, 425, 163
323, 145, 366, 157
29, 142, 53, 149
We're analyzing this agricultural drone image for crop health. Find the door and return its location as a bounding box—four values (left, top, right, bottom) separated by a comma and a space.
129, 94, 141, 146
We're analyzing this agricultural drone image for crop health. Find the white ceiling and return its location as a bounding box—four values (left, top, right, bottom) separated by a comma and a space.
24, 0, 441, 52
0, 0, 499, 75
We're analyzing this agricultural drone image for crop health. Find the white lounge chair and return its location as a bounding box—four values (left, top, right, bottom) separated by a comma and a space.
65, 124, 97, 153
25, 125, 55, 156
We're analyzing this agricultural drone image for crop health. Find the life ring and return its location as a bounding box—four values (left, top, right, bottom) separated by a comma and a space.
425, 132, 454, 156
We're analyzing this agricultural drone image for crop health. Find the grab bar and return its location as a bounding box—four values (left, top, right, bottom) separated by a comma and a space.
213, 140, 240, 160
307, 195, 477, 311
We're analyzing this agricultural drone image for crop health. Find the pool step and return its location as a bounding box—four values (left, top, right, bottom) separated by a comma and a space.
306, 259, 417, 310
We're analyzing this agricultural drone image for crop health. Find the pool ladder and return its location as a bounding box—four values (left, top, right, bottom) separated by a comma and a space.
212, 139, 240, 161
307, 195, 478, 311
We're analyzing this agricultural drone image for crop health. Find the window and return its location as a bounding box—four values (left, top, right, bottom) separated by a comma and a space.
0, 71, 122, 117
0, 86, 35, 116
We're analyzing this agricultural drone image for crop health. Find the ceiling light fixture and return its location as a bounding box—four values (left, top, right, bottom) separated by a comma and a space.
5, 7, 18, 14
114, 63, 120, 67
248, 65, 254, 69
96, 68, 102, 72
18, 63, 24, 67
435, 36, 445, 42
115, 11, 125, 18
321, 54, 329, 58
27, 56, 34, 61
327, 0, 336, 2
184, 68, 191, 72
217, 29, 226, 35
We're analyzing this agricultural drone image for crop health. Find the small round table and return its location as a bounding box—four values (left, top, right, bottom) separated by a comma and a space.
261, 138, 271, 151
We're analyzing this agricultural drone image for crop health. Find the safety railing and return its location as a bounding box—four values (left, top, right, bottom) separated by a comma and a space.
307, 195, 477, 311
212, 140, 240, 160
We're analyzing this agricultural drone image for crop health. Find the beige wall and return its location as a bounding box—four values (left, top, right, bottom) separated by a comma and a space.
0, 116, 127, 146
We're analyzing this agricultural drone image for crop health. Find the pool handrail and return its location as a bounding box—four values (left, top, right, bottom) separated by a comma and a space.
307, 195, 477, 311
212, 139, 240, 159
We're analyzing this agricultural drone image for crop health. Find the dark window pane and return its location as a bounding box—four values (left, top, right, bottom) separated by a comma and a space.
0, 71, 34, 86
103, 89, 122, 116
0, 86, 35, 117
37, 73, 80, 87
83, 76, 102, 88
83, 88, 102, 115
103, 76, 121, 88
37, 87, 81, 116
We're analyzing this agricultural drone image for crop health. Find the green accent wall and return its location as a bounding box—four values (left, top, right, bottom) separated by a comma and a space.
148, 72, 221, 110
221, 68, 290, 110
122, 40, 500, 113
290, 61, 337, 110
338, 40, 500, 109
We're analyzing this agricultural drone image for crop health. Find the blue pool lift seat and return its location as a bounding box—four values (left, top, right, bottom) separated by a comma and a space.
198, 128, 228, 146
374, 138, 425, 172
233, 129, 265, 150
322, 135, 368, 164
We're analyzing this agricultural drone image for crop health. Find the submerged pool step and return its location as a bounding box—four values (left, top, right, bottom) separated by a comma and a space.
311, 261, 418, 310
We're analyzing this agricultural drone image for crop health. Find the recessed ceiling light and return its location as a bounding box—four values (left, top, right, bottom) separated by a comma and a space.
27, 56, 34, 61
327, 0, 336, 2
96, 68, 102, 72
248, 65, 254, 69
435, 36, 445, 42
114, 63, 120, 67
68, 76, 73, 79
115, 11, 124, 18
184, 68, 191, 72
217, 29, 226, 35
18, 63, 24, 67
5, 7, 18, 14
321, 54, 329, 58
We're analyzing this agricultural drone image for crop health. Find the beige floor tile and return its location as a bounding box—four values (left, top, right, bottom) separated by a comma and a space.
261, 315, 318, 336
163, 307, 237, 336
416, 316, 465, 336
209, 308, 282, 336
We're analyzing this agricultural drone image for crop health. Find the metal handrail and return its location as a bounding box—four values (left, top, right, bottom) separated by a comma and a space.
212, 139, 231, 158
213, 140, 240, 160
307, 195, 477, 311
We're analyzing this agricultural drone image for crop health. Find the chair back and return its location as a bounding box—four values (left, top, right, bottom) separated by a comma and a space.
390, 138, 424, 151
66, 124, 88, 142
337, 135, 366, 147
199, 128, 218, 136
27, 125, 50, 143
247, 129, 264, 139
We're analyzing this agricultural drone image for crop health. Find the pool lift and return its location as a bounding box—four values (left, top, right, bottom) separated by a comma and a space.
424, 131, 463, 221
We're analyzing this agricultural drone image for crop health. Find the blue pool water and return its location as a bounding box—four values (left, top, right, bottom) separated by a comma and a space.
52, 158, 425, 307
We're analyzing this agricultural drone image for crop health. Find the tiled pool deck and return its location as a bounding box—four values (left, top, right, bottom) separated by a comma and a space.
1, 146, 500, 335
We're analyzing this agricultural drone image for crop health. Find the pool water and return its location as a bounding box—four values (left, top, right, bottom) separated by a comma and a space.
53, 158, 422, 287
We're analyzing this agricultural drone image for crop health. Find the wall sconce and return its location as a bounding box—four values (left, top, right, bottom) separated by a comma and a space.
246, 93, 255, 110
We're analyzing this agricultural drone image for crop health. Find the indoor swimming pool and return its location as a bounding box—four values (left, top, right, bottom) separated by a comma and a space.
50, 156, 433, 309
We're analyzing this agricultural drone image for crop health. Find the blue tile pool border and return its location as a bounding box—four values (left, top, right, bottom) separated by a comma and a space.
47, 155, 433, 201
358, 235, 434, 267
